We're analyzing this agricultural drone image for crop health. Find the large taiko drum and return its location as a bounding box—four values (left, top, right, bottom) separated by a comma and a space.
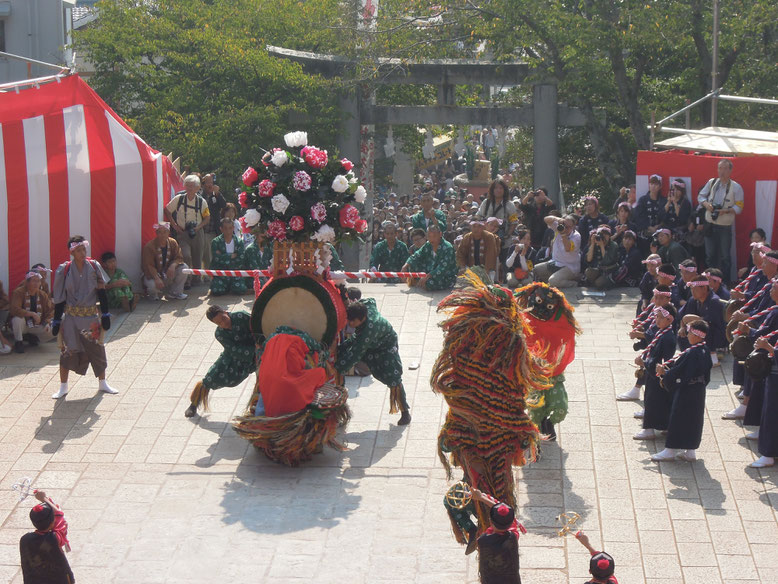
251, 274, 346, 347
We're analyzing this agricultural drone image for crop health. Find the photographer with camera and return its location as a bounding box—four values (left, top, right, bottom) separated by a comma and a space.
697, 159, 744, 281
505, 229, 538, 287
520, 186, 556, 248
164, 175, 211, 289
533, 215, 581, 289
583, 226, 619, 289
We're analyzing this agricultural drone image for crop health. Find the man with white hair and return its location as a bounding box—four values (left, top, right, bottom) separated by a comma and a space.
164, 174, 210, 288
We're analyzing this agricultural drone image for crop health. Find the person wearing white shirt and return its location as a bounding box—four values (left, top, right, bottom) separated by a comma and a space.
533, 215, 581, 288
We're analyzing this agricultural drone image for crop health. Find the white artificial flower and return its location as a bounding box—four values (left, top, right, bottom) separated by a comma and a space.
311, 224, 336, 243
354, 185, 367, 203
271, 193, 290, 214
271, 150, 288, 167
243, 208, 261, 226
284, 131, 308, 148
331, 175, 349, 193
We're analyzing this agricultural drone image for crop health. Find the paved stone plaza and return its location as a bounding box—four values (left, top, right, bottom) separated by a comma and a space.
0, 284, 777, 583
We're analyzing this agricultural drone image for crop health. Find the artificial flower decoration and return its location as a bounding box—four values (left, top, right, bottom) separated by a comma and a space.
242, 166, 259, 186
243, 208, 261, 227
311, 203, 327, 223
271, 149, 289, 167
258, 179, 275, 198
301, 146, 328, 169
238, 192, 250, 208
293, 171, 312, 192
311, 224, 336, 243
284, 131, 308, 148
354, 185, 367, 203
289, 216, 305, 231
341, 158, 354, 172
339, 204, 359, 229
331, 175, 349, 193
267, 220, 288, 241
271, 193, 291, 214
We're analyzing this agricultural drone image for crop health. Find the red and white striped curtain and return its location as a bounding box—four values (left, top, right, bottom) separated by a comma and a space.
0, 75, 182, 291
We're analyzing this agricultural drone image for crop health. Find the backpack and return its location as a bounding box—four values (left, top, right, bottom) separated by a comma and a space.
173, 192, 203, 223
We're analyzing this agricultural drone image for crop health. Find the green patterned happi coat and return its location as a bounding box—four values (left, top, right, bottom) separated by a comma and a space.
406, 240, 458, 291
210, 235, 248, 295
203, 311, 257, 390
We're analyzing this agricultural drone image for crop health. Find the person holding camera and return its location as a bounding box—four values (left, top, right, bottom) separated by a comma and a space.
201, 173, 225, 269
697, 159, 744, 281
583, 226, 619, 289
577, 196, 610, 251
520, 187, 556, 248
505, 230, 538, 288
164, 174, 211, 288
661, 179, 692, 236
533, 215, 581, 289
633, 174, 666, 254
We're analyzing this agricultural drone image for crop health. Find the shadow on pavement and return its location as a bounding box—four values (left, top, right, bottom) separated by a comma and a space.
33, 394, 103, 453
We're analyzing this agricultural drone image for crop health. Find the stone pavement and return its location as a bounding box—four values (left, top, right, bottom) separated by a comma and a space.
0, 283, 777, 583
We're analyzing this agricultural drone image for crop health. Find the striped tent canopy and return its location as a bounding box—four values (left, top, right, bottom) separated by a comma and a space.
0, 74, 182, 291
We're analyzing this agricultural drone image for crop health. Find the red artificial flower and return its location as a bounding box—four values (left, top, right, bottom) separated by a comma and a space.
301, 146, 328, 169
258, 179, 275, 198
354, 219, 368, 233
292, 171, 312, 192
289, 215, 305, 231
239, 216, 251, 234
267, 220, 287, 241
339, 204, 360, 229
341, 158, 354, 172
238, 192, 250, 209
311, 202, 327, 223
242, 166, 259, 186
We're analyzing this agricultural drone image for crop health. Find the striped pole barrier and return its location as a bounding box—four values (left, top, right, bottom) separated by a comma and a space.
182, 268, 428, 279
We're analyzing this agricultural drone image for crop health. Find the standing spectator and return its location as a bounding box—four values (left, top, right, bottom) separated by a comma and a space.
369, 222, 409, 282
403, 224, 457, 291
481, 127, 495, 160
505, 229, 538, 288
411, 192, 447, 232
612, 183, 637, 211
520, 187, 556, 248
697, 159, 744, 281
738, 228, 767, 279
10, 272, 54, 353
583, 226, 620, 289
656, 228, 689, 266
455, 219, 499, 280
633, 174, 666, 253
209, 218, 248, 296
577, 196, 610, 251
477, 179, 519, 248
100, 252, 138, 312
20, 490, 73, 584
661, 180, 692, 236
201, 173, 226, 268
164, 174, 210, 288
533, 215, 581, 289
141, 222, 188, 300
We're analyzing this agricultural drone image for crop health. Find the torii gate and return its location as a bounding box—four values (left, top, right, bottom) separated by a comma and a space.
268, 45, 587, 267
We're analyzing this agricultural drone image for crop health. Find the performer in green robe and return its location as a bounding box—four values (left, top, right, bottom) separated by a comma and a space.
403, 224, 457, 291
328, 244, 345, 271
370, 222, 409, 283
210, 218, 248, 295
186, 305, 257, 417
335, 298, 411, 425
411, 192, 447, 232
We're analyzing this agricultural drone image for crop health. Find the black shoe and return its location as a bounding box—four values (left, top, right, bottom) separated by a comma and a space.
465, 527, 479, 555
184, 282, 192, 291
14, 341, 24, 354
540, 418, 557, 441
184, 403, 198, 418
23, 333, 39, 346
398, 411, 411, 426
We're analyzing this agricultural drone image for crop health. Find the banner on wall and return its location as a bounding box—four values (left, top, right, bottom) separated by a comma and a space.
636, 150, 778, 270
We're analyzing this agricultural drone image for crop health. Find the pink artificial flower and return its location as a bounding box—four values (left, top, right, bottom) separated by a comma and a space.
293, 171, 312, 192
311, 202, 327, 223
354, 219, 368, 233
339, 204, 360, 229
289, 215, 305, 231
239, 216, 251, 234
301, 146, 328, 169
258, 179, 275, 198
267, 220, 287, 241
238, 192, 250, 209
341, 158, 354, 172
242, 166, 259, 186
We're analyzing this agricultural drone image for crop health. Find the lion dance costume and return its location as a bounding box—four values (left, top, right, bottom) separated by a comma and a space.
433, 272, 551, 547
514, 282, 581, 440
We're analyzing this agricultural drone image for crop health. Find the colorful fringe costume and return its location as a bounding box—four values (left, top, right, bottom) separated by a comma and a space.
432, 271, 551, 544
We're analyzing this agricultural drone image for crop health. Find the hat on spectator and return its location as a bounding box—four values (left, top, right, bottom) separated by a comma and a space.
649, 174, 662, 184
470, 219, 485, 226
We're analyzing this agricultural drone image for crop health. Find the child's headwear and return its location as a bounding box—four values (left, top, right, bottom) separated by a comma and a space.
29, 503, 54, 531
589, 551, 615, 579
489, 502, 515, 530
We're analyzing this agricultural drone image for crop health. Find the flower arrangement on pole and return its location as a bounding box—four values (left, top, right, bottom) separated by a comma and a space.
238, 131, 367, 246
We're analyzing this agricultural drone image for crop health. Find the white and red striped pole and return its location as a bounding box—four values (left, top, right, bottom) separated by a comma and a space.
182, 268, 428, 279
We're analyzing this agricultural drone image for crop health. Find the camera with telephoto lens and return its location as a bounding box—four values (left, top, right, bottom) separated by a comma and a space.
185, 221, 197, 239
710, 204, 723, 221
556, 223, 566, 233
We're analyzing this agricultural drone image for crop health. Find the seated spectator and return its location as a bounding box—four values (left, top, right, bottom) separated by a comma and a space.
403, 223, 457, 291
533, 215, 581, 289
10, 271, 54, 353
612, 230, 642, 288
609, 202, 637, 245
577, 195, 610, 250
661, 179, 691, 236
370, 221, 409, 283
0, 279, 8, 332
28, 263, 52, 296
0, 330, 10, 354
704, 268, 730, 300
142, 222, 188, 300
583, 226, 620, 289
222, 203, 244, 243
656, 228, 689, 266
411, 192, 447, 232
409, 228, 427, 254
738, 228, 768, 279
455, 219, 498, 280
505, 229, 538, 288
100, 252, 138, 312
210, 218, 248, 296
